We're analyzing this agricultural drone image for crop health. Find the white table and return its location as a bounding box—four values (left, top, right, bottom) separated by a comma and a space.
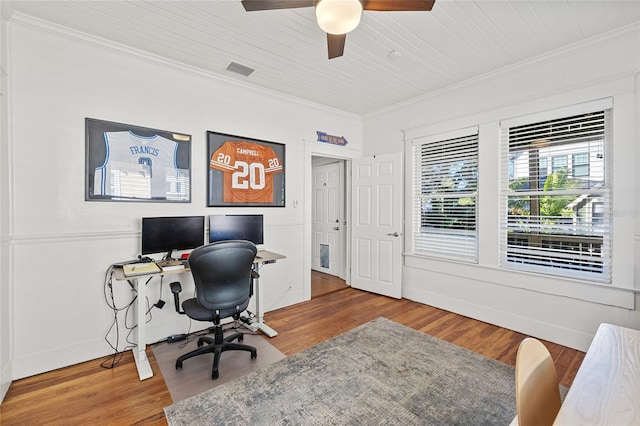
113, 249, 285, 380
553, 323, 640, 425
246, 250, 286, 338
113, 263, 188, 380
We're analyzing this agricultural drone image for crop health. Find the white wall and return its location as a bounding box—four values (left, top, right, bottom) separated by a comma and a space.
363, 25, 640, 351
6, 15, 362, 379
0, 2, 12, 403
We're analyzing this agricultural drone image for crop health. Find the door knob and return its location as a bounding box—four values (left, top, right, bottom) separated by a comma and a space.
333, 227, 340, 231
387, 232, 399, 237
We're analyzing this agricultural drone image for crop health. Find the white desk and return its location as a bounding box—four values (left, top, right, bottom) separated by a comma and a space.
113, 262, 187, 380
247, 250, 286, 338
553, 323, 640, 425
113, 249, 285, 381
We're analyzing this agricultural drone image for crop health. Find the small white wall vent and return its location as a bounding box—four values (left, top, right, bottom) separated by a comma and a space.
225, 62, 255, 77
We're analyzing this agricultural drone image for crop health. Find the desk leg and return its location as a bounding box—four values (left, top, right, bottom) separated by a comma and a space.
252, 267, 278, 337
133, 277, 153, 380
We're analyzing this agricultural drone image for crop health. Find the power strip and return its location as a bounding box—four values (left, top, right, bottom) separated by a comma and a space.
167, 333, 186, 343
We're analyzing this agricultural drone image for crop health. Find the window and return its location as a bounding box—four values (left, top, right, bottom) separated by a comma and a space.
412, 127, 478, 262
552, 155, 568, 172
539, 157, 548, 187
572, 153, 590, 177
592, 202, 604, 226
500, 99, 611, 282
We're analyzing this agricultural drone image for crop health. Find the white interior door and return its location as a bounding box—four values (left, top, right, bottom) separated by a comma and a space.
312, 161, 343, 277
351, 152, 403, 298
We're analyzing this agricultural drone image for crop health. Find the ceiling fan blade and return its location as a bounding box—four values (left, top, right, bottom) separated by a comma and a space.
241, 0, 315, 12
363, 0, 435, 12
327, 33, 346, 59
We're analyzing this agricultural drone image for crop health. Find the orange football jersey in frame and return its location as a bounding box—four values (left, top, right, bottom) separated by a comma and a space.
210, 141, 283, 203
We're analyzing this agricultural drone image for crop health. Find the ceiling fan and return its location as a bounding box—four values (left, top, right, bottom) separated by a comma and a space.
241, 0, 436, 59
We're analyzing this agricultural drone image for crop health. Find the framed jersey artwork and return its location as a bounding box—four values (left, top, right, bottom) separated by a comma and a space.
85, 118, 192, 202
207, 131, 285, 207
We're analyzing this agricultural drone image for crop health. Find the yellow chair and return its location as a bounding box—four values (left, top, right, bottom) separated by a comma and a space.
511, 337, 562, 426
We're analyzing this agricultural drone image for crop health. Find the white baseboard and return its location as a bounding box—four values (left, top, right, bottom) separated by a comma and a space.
405, 286, 594, 352
0, 360, 11, 404
12, 336, 111, 380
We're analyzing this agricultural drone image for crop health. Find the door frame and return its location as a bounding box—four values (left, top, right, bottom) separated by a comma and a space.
303, 140, 359, 301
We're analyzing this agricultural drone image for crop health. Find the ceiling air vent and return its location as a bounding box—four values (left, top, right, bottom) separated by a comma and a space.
225, 62, 255, 77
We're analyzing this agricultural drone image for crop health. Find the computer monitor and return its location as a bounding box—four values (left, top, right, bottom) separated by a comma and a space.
209, 214, 264, 245
141, 216, 205, 260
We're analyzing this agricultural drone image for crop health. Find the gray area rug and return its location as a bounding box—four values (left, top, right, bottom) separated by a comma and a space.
153, 331, 286, 403
165, 317, 520, 425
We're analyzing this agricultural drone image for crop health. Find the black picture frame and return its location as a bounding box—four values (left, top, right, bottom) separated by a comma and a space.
85, 118, 192, 202
207, 131, 285, 207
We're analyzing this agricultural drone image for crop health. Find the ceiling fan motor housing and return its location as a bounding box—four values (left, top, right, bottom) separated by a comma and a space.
315, 0, 364, 35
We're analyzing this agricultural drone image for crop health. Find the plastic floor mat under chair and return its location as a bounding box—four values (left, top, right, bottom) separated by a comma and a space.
152, 331, 286, 403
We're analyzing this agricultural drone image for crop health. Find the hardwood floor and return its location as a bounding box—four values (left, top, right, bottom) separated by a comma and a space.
0, 285, 585, 425
311, 270, 348, 298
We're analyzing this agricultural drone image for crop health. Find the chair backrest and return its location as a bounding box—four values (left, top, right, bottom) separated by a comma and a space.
188, 240, 257, 314
514, 337, 562, 426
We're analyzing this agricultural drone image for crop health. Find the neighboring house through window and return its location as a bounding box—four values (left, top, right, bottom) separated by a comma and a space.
500, 99, 612, 282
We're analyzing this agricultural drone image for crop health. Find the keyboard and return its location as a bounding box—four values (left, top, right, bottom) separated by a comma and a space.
157, 259, 188, 272
161, 264, 186, 272
122, 262, 161, 277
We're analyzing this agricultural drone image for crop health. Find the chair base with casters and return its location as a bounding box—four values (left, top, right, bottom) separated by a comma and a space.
175, 316, 257, 380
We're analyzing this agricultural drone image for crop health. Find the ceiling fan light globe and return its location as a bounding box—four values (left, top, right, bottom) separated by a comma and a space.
316, 0, 363, 35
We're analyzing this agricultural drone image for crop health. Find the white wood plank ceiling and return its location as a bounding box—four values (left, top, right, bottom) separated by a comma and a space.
7, 1, 640, 114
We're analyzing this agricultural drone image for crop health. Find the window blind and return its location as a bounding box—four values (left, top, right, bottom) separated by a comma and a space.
412, 129, 479, 262
500, 103, 612, 282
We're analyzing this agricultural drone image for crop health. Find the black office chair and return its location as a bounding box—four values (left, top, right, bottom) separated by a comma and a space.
171, 240, 258, 379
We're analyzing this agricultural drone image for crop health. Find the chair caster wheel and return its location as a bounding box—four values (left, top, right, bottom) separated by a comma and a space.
197, 339, 204, 348
238, 334, 244, 342
212, 370, 219, 379
176, 361, 183, 369
251, 351, 257, 359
